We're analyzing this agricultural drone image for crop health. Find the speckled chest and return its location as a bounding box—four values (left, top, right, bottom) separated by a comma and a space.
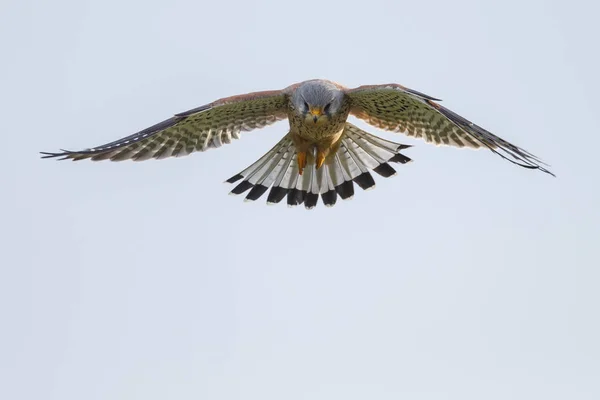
288, 100, 351, 142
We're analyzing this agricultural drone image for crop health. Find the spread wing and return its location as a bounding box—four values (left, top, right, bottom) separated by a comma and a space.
346, 84, 553, 176
41, 90, 289, 161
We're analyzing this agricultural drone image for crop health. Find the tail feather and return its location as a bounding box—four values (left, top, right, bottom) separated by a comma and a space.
336, 145, 363, 182
319, 166, 338, 207
265, 146, 297, 204
226, 123, 412, 209
341, 137, 376, 190
228, 136, 293, 194
332, 153, 355, 200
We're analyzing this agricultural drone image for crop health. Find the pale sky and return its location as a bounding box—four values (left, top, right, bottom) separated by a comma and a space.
2, 0, 599, 399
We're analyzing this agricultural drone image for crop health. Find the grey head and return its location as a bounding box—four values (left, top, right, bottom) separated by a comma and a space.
291, 80, 346, 120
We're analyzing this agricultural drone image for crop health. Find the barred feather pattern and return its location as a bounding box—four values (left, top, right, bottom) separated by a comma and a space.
349, 86, 481, 148
226, 124, 412, 209
40, 91, 288, 161
347, 84, 553, 176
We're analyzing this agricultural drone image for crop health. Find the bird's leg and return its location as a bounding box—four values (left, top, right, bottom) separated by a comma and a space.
291, 134, 311, 175
315, 138, 339, 170
297, 151, 307, 175
315, 150, 326, 170
315, 131, 343, 170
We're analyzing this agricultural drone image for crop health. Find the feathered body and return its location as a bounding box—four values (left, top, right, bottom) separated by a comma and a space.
287, 80, 351, 173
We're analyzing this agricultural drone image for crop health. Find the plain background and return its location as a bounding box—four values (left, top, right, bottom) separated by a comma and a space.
2, 0, 599, 399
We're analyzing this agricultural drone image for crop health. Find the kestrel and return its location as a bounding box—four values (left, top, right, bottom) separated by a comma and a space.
41, 79, 553, 209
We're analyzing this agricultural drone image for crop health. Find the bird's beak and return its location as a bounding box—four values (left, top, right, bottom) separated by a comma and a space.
309, 107, 323, 123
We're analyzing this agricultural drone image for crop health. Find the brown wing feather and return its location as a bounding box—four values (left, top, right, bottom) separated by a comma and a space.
41, 90, 288, 162
346, 84, 553, 176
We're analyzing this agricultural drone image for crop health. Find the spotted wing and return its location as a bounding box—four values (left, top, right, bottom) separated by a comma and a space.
41, 90, 289, 161
346, 84, 553, 176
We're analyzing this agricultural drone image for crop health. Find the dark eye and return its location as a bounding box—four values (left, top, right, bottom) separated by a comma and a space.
303, 101, 310, 110
324, 103, 332, 113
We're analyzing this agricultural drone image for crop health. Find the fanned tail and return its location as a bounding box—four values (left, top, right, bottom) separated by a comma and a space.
226, 123, 412, 209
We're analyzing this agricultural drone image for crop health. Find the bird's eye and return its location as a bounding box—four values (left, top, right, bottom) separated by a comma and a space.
303, 101, 310, 110
324, 103, 332, 113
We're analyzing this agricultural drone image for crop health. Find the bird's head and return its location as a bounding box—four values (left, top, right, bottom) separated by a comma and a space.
292, 81, 345, 125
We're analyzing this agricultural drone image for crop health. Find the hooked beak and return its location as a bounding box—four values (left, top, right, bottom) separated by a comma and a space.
309, 107, 323, 123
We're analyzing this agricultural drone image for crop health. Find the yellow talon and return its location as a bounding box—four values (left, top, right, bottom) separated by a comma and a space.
297, 151, 307, 175
316, 151, 326, 170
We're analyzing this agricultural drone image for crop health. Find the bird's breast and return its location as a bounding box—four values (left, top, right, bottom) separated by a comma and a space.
290, 112, 348, 142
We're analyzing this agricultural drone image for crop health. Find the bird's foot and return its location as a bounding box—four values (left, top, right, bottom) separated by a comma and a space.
297, 151, 307, 175
315, 150, 326, 170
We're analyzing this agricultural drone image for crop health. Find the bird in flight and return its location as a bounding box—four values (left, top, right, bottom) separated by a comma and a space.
42, 79, 553, 209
